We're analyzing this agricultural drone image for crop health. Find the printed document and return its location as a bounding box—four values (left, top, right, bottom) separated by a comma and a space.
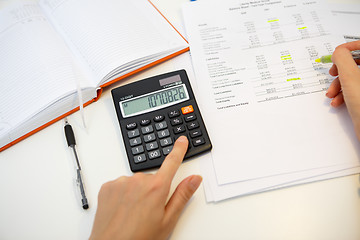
183, 0, 360, 185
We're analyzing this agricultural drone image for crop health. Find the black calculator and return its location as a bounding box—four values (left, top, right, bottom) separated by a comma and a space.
111, 70, 212, 172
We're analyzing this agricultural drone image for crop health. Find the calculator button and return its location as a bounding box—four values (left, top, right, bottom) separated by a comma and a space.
184, 113, 197, 122
154, 115, 165, 122
170, 117, 183, 126
134, 154, 146, 164
160, 137, 173, 147
187, 121, 199, 130
144, 133, 156, 143
148, 150, 161, 160
157, 129, 170, 139
146, 141, 159, 151
190, 129, 202, 138
181, 105, 194, 115
173, 125, 186, 134
193, 137, 205, 147
127, 129, 140, 138
140, 119, 151, 126
168, 110, 180, 118
132, 145, 144, 155
129, 137, 142, 146
141, 125, 154, 134
162, 146, 173, 156
126, 122, 137, 130
155, 121, 167, 130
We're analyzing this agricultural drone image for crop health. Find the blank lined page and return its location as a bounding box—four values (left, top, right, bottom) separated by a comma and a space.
0, 1, 88, 146
39, 0, 188, 85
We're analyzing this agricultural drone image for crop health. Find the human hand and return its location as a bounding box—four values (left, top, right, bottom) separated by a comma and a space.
89, 136, 202, 240
326, 41, 360, 140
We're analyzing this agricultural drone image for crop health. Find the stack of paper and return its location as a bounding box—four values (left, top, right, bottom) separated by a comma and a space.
182, 0, 360, 202
330, 2, 360, 42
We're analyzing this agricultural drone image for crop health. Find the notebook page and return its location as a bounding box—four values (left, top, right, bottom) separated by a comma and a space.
0, 1, 91, 147
39, 0, 188, 86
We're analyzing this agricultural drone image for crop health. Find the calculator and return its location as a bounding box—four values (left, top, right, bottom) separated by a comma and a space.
111, 70, 212, 172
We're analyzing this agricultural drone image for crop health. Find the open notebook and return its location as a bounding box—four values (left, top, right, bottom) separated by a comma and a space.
0, 0, 189, 151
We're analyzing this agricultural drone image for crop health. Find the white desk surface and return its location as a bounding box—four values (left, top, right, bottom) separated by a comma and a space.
1, 0, 360, 239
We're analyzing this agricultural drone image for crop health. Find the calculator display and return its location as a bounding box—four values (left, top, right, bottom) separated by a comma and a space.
120, 84, 189, 118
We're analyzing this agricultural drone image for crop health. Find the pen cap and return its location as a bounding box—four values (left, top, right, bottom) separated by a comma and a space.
320, 55, 332, 63
82, 199, 89, 210
65, 124, 76, 146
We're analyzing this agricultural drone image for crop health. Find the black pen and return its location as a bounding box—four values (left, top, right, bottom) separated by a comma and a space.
64, 119, 89, 210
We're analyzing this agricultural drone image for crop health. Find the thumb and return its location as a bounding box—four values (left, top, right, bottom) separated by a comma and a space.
164, 175, 202, 228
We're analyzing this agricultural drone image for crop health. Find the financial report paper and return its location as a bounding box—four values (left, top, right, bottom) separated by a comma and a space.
183, 0, 360, 185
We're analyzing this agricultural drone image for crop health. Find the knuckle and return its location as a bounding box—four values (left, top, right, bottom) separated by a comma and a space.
334, 45, 343, 52
178, 187, 193, 203
333, 46, 347, 59
165, 153, 177, 163
131, 172, 151, 184
133, 172, 145, 180
332, 49, 341, 61
99, 181, 111, 193
98, 180, 116, 197
150, 177, 165, 192
115, 176, 128, 184
166, 149, 184, 163
108, 176, 129, 190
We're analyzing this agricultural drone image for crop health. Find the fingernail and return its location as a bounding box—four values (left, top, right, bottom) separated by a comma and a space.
330, 100, 335, 107
189, 175, 202, 190
177, 135, 188, 143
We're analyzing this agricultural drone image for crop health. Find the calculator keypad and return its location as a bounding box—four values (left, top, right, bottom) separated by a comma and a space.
112, 70, 212, 172
124, 104, 209, 171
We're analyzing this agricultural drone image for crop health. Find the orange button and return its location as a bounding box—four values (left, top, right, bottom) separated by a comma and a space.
181, 105, 194, 115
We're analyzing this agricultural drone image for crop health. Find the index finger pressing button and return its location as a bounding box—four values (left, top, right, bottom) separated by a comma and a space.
157, 136, 188, 183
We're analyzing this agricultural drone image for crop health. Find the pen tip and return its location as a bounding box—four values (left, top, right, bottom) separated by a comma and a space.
82, 198, 89, 210
315, 58, 321, 63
